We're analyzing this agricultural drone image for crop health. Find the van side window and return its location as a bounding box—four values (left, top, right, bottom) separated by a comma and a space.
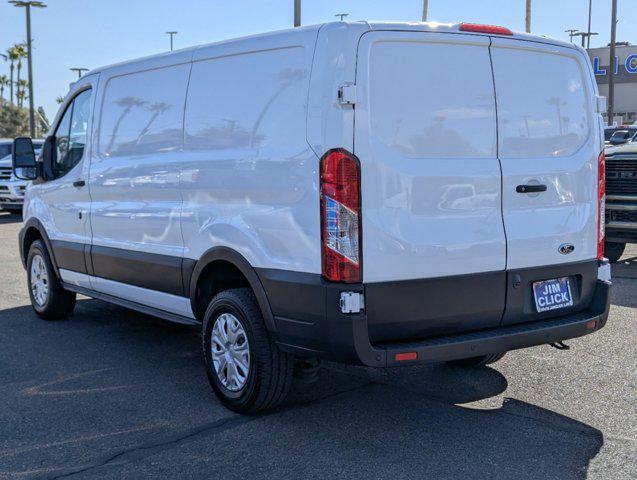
97, 65, 190, 157
53, 88, 92, 178
184, 47, 307, 154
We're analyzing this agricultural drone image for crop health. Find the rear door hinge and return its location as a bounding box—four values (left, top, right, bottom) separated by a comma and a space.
340, 292, 364, 314
596, 95, 607, 114
338, 84, 357, 106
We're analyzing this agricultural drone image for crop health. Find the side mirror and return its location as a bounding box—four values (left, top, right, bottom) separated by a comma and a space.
12, 137, 38, 180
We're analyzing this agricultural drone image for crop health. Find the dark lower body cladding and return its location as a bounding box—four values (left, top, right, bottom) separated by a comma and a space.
256, 260, 610, 368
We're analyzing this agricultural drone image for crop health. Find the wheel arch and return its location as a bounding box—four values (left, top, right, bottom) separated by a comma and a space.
19, 218, 60, 279
188, 247, 276, 332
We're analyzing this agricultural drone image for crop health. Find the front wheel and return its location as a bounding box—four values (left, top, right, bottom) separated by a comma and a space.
447, 352, 506, 368
604, 241, 626, 263
202, 288, 293, 413
27, 240, 76, 320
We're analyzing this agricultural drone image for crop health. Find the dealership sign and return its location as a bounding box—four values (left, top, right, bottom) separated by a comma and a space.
592, 55, 637, 84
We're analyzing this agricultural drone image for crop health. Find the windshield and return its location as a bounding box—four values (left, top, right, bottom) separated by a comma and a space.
0, 144, 11, 158
610, 130, 630, 141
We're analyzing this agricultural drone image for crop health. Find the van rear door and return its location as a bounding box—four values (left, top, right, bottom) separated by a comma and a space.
354, 31, 507, 340
490, 38, 601, 326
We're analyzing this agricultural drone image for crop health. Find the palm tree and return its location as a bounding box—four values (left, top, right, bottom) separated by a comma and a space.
0, 75, 9, 106
14, 44, 27, 99
105, 96, 147, 154
6, 46, 20, 105
16, 79, 29, 108
136, 102, 171, 144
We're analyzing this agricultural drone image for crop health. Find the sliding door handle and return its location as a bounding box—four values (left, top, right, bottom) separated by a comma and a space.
516, 184, 547, 194
73, 179, 86, 188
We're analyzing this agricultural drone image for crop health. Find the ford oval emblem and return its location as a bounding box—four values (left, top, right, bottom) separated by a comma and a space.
558, 243, 575, 255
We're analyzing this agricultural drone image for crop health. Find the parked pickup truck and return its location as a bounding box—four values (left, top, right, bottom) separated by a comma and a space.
604, 143, 637, 261
0, 140, 43, 213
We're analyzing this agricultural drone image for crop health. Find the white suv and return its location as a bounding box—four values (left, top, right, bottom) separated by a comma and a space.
12, 22, 611, 412
0, 141, 43, 212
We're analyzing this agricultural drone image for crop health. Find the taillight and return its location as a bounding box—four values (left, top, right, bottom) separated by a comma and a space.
597, 150, 606, 259
459, 23, 513, 36
320, 149, 362, 283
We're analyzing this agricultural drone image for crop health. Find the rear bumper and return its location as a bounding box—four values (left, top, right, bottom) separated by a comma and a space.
257, 267, 611, 368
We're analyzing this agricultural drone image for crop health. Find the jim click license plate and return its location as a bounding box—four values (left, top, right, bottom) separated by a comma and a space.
532, 277, 573, 313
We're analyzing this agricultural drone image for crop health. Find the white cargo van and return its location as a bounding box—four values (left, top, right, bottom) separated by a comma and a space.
12, 22, 611, 412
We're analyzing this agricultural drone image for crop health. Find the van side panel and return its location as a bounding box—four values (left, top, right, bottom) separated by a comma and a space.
355, 32, 507, 284
181, 30, 320, 273
90, 63, 190, 257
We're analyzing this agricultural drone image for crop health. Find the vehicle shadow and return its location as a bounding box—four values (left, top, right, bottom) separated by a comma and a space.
0, 300, 603, 479
611, 255, 637, 279
0, 211, 22, 224
610, 254, 637, 308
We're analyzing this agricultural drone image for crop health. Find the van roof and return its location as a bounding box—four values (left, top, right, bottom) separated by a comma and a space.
84, 21, 578, 78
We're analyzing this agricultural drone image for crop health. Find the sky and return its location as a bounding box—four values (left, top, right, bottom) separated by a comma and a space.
1, 0, 635, 121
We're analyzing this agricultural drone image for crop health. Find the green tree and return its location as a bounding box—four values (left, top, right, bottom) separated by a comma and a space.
0, 103, 29, 138
6, 45, 20, 105
0, 74, 9, 106
16, 79, 28, 108
13, 43, 27, 102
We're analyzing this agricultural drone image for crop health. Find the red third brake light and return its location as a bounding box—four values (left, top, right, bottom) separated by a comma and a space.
459, 23, 514, 36
320, 149, 362, 283
597, 150, 606, 259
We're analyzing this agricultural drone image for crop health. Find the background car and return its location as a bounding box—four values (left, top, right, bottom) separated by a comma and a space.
608, 129, 637, 146
604, 125, 637, 145
0, 140, 43, 213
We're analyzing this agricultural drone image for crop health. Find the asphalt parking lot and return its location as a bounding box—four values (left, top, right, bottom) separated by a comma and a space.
0, 211, 635, 479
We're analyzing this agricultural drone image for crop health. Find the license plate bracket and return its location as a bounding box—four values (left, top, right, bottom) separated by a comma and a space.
532, 277, 573, 313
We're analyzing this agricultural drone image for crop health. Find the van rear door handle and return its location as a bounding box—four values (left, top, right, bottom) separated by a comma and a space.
516, 184, 547, 193
73, 179, 86, 188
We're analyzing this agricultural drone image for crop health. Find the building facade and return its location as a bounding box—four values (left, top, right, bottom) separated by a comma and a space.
588, 45, 637, 124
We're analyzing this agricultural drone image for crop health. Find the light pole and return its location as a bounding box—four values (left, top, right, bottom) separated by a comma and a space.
9, 0, 46, 139
294, 0, 301, 27
166, 31, 177, 51
571, 31, 586, 46
525, 0, 531, 33
422, 0, 428, 22
607, 0, 618, 124
335, 13, 349, 21
586, 0, 593, 48
70, 67, 88, 79
565, 29, 580, 43
581, 32, 598, 48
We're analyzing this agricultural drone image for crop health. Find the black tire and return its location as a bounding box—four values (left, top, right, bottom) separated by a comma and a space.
26, 240, 76, 320
604, 241, 626, 263
202, 288, 293, 413
447, 352, 506, 368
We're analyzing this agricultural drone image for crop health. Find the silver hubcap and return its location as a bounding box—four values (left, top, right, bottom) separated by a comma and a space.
30, 254, 49, 307
210, 313, 250, 391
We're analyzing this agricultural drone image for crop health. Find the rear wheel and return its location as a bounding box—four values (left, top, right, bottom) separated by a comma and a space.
27, 240, 76, 320
202, 288, 293, 413
604, 241, 626, 263
447, 352, 506, 368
